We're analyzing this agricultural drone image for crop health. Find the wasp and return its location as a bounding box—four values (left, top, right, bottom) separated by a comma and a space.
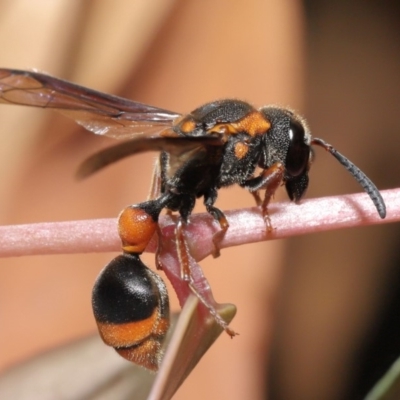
0, 69, 386, 371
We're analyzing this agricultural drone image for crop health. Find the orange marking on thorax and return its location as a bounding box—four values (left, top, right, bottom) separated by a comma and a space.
180, 118, 197, 133
231, 111, 271, 136
234, 142, 249, 160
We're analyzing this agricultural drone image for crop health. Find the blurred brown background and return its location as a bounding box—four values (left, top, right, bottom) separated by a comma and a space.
0, 1, 399, 399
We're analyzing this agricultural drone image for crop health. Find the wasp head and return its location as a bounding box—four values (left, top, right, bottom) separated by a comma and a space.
260, 106, 312, 202
260, 106, 386, 218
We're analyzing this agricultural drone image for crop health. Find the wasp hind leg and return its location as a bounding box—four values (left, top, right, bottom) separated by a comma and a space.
147, 158, 163, 201
175, 219, 237, 338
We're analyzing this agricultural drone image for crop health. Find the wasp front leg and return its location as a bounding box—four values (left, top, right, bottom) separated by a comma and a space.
92, 201, 170, 371
203, 187, 229, 258
243, 162, 285, 231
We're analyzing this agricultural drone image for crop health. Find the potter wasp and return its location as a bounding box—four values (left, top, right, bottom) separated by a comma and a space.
0, 69, 386, 370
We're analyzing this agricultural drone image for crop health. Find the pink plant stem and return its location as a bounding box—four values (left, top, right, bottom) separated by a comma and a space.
0, 188, 399, 259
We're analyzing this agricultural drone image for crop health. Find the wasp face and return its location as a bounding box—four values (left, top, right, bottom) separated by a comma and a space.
260, 107, 312, 202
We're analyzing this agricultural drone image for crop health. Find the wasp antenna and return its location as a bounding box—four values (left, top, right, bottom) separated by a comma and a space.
312, 138, 386, 219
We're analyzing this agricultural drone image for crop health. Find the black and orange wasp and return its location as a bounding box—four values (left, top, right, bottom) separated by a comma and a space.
0, 69, 386, 370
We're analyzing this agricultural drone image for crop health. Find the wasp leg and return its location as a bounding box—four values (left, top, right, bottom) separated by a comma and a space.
204, 188, 229, 258
175, 219, 237, 338
147, 158, 162, 201
243, 162, 285, 231
250, 190, 263, 207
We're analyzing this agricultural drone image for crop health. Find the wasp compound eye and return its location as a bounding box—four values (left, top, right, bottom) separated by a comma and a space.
285, 118, 310, 177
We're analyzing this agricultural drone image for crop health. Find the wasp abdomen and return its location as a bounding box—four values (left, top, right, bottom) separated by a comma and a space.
118, 202, 161, 254
92, 253, 170, 370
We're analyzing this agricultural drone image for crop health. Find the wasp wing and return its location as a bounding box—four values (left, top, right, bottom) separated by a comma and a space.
77, 135, 224, 178
0, 68, 180, 139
